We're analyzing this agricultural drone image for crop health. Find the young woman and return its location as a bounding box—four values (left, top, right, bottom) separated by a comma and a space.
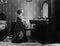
12, 9, 27, 43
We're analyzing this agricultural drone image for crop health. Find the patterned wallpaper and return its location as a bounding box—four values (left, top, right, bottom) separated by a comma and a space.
0, 0, 18, 22
7, 0, 18, 22
17, 0, 45, 20
0, 0, 48, 22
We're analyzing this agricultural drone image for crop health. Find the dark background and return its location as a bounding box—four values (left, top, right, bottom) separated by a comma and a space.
56, 0, 60, 43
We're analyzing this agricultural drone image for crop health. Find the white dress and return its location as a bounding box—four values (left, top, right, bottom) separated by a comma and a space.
18, 14, 30, 28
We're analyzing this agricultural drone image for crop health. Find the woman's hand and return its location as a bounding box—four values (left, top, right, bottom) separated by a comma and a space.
18, 31, 24, 39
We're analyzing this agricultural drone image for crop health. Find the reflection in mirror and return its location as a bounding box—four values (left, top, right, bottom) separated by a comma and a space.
42, 2, 48, 19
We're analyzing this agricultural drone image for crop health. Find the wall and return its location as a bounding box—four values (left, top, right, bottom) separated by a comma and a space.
6, 0, 18, 32
0, 0, 48, 22
18, 0, 45, 20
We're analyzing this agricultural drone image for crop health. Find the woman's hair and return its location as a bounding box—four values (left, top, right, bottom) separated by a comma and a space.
17, 9, 22, 15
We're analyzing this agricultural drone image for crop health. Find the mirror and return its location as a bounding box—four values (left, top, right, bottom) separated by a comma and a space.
42, 2, 48, 18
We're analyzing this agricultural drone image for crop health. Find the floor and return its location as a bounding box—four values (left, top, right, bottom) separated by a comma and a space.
0, 42, 42, 46
0, 42, 60, 46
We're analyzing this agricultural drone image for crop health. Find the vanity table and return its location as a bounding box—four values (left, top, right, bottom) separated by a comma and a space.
26, 18, 49, 42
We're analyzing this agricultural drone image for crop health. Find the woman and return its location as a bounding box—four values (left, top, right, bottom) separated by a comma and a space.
12, 9, 27, 43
